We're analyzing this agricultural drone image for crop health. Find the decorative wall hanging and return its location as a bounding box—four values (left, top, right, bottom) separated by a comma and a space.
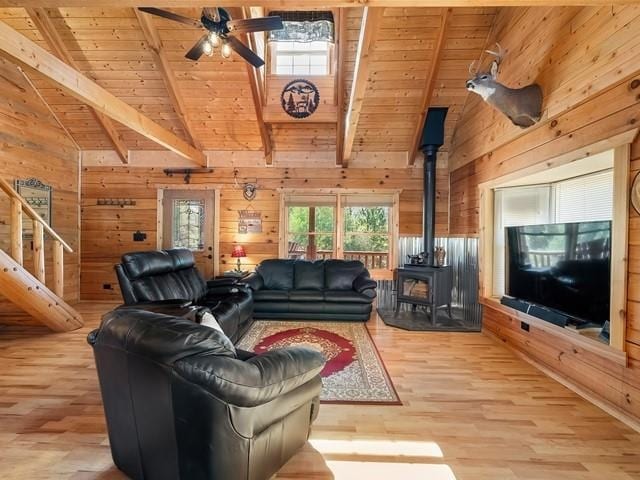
281, 79, 320, 119
15, 178, 52, 237
97, 198, 136, 206
632, 171, 640, 215
238, 209, 262, 234
466, 43, 542, 128
243, 183, 257, 201
163, 168, 213, 184
268, 11, 334, 43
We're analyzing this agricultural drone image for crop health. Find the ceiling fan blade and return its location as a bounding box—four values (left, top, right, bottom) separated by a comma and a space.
185, 34, 210, 61
138, 7, 202, 28
226, 35, 265, 68
227, 16, 283, 34
202, 7, 220, 22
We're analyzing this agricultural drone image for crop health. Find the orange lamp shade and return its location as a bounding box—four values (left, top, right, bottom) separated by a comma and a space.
231, 245, 246, 258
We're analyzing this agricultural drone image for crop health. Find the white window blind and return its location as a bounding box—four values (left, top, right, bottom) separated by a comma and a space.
493, 186, 551, 296
554, 170, 613, 223
342, 194, 395, 207
284, 194, 336, 207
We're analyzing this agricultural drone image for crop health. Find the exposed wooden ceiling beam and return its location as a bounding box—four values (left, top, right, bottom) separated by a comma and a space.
237, 7, 273, 165
26, 8, 129, 164
0, 19, 206, 164
408, 7, 451, 166
2, 1, 633, 6
343, 7, 382, 165
335, 8, 347, 167
134, 9, 203, 152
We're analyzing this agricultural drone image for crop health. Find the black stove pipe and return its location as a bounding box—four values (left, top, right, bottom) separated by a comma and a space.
422, 146, 438, 265
419, 107, 448, 266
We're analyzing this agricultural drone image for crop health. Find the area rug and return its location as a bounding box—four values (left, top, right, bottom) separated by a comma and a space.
237, 321, 401, 405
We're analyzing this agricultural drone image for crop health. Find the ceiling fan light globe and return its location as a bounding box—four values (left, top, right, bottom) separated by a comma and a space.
221, 42, 232, 59
202, 40, 214, 56
208, 33, 220, 47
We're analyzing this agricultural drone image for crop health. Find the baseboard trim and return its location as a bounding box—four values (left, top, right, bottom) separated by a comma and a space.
483, 329, 640, 434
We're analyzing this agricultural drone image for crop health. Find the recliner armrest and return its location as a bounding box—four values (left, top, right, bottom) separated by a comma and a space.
353, 273, 377, 298
116, 299, 194, 312
174, 347, 325, 407
243, 272, 264, 291
206, 278, 237, 288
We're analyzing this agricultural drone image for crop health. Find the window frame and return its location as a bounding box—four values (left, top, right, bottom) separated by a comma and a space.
279, 189, 400, 277
268, 40, 334, 76
286, 204, 336, 259
477, 140, 631, 356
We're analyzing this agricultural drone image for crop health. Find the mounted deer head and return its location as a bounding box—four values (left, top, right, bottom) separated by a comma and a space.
466, 44, 543, 128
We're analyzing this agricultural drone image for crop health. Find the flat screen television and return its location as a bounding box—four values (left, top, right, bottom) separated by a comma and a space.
505, 220, 611, 327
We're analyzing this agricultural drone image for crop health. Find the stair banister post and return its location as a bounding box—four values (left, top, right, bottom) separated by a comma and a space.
53, 240, 64, 297
33, 220, 45, 283
10, 198, 23, 266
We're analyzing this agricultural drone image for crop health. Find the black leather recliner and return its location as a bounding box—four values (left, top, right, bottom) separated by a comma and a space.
88, 308, 325, 480
115, 248, 253, 342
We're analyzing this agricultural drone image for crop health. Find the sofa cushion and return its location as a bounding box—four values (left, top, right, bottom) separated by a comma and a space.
289, 290, 324, 302
253, 290, 289, 302
256, 259, 295, 290
324, 290, 373, 304
322, 302, 372, 315
288, 302, 325, 314
324, 260, 365, 290
294, 260, 325, 290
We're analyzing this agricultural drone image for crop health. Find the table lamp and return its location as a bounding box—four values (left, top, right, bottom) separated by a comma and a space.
231, 245, 246, 272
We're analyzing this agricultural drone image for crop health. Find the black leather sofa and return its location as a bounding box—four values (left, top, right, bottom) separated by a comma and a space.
245, 259, 377, 321
115, 248, 252, 343
88, 307, 325, 480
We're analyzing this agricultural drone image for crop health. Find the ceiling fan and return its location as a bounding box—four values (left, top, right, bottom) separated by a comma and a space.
138, 7, 283, 67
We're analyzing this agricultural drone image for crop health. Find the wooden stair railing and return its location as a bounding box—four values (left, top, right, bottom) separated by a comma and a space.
0, 178, 83, 331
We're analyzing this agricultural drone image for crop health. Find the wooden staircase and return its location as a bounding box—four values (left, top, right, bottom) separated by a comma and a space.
0, 178, 83, 331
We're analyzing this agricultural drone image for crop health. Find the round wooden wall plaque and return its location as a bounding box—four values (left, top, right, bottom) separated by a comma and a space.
281, 79, 320, 119
632, 171, 640, 215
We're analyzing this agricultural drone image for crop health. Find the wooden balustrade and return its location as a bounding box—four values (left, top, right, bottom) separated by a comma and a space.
298, 250, 390, 269
0, 177, 73, 298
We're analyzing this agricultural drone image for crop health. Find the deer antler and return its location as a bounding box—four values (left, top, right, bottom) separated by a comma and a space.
468, 59, 479, 75
485, 42, 504, 64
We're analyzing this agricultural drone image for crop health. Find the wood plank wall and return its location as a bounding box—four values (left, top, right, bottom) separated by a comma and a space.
0, 57, 80, 322
80, 161, 448, 301
448, 6, 640, 423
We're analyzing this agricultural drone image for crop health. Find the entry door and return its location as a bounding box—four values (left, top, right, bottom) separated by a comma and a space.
162, 190, 215, 278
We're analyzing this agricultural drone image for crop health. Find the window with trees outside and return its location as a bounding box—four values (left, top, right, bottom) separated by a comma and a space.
282, 192, 398, 273
287, 205, 335, 259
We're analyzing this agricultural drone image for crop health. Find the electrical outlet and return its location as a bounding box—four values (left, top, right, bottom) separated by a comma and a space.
133, 230, 147, 242
520, 321, 530, 332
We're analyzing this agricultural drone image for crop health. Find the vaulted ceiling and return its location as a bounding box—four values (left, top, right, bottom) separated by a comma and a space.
0, 5, 497, 166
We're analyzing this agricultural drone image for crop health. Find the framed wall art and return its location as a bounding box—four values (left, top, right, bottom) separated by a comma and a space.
15, 178, 52, 237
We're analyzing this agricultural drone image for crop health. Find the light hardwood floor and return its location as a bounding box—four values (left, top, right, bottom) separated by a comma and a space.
1, 302, 640, 480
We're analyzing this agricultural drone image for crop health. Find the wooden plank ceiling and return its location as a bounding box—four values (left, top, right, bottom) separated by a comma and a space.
0, 6, 496, 164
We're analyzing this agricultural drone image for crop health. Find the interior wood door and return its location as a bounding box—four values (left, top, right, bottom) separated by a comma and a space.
162, 190, 215, 279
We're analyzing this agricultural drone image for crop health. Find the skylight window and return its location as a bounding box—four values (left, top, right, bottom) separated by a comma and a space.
274, 41, 330, 75
268, 11, 334, 76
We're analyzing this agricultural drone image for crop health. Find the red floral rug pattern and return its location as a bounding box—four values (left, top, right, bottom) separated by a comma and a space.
238, 321, 401, 404
254, 327, 356, 377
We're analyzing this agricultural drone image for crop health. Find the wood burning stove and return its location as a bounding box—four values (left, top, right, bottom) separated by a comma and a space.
396, 265, 452, 319
394, 107, 453, 321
